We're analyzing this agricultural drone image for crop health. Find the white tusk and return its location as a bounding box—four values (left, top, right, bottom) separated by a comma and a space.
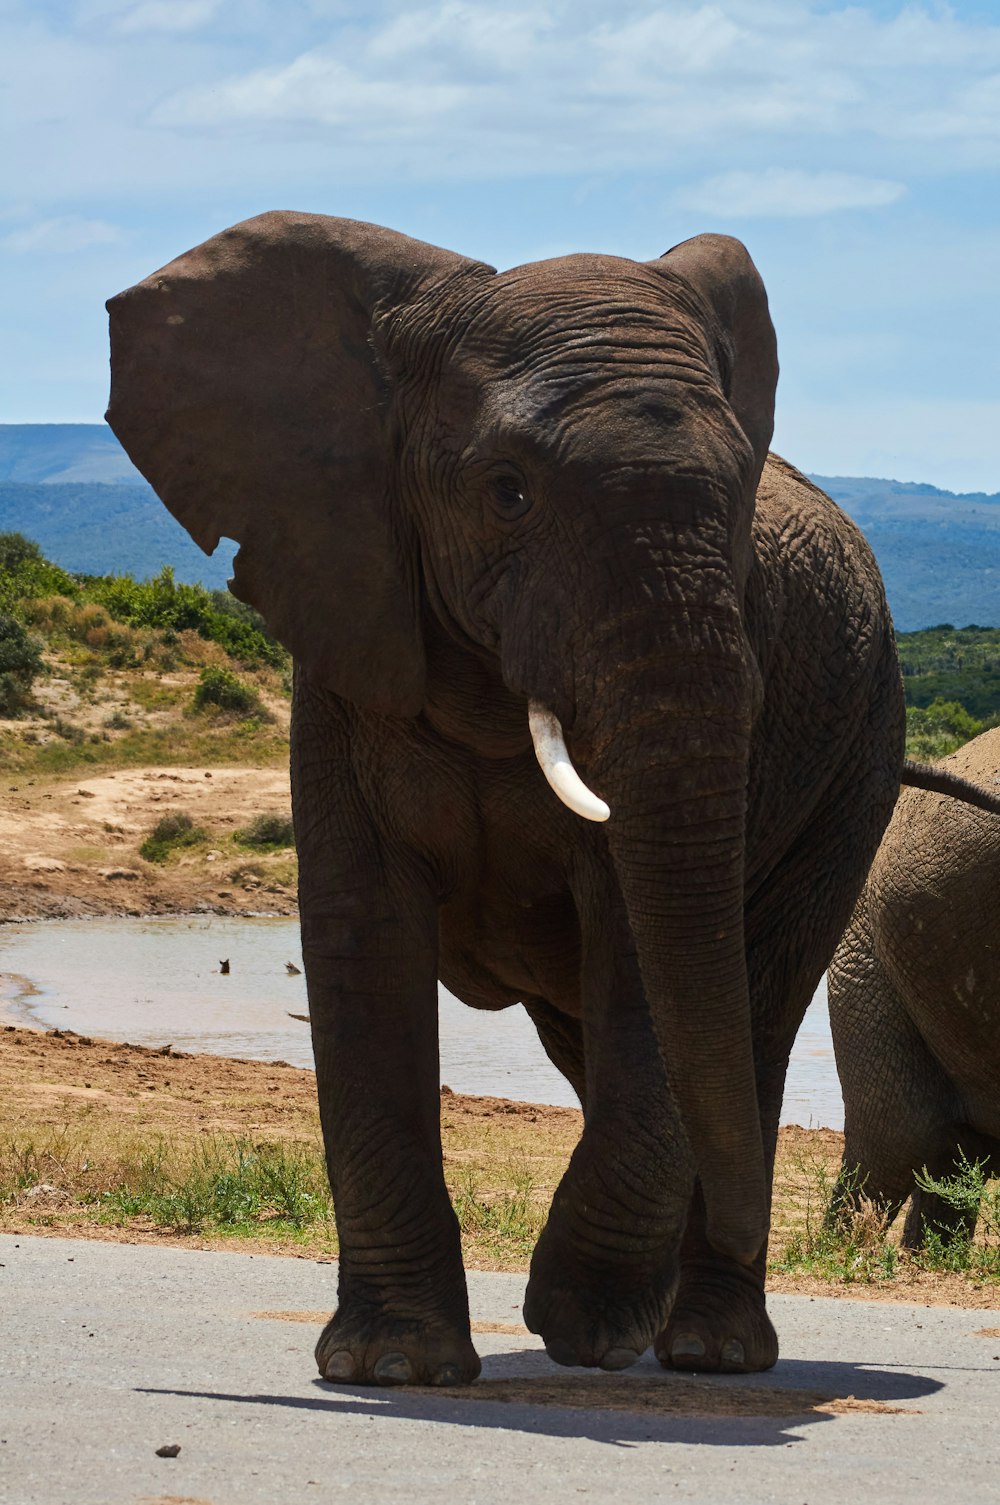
528, 700, 611, 823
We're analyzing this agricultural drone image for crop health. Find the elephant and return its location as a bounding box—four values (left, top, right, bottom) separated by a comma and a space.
104, 212, 991, 1387
828, 725, 1000, 1247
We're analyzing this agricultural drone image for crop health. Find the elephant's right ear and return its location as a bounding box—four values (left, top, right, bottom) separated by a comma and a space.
106, 212, 493, 716
651, 234, 777, 484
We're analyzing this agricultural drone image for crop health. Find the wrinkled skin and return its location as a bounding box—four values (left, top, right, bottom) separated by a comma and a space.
106, 213, 904, 1386
829, 727, 1000, 1247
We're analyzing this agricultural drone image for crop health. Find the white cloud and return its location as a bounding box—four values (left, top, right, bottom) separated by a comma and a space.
0, 217, 121, 254
675, 168, 907, 218
136, 1, 1000, 182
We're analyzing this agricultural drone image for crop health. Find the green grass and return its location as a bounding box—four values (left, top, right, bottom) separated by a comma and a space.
773, 1151, 1000, 1285
0, 1122, 549, 1263
235, 811, 295, 849
0, 719, 288, 775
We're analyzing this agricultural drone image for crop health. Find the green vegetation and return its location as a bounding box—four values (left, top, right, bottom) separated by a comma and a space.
0, 1122, 544, 1262
897, 626, 1000, 759
235, 811, 295, 849
898, 625, 1000, 718
905, 698, 991, 760
775, 1151, 1000, 1285
0, 532, 289, 774
0, 614, 44, 716
138, 811, 208, 863
89, 566, 284, 670
0, 532, 78, 615
0, 531, 284, 673
192, 664, 268, 719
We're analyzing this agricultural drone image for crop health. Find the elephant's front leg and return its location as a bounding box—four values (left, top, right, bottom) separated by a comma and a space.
523, 905, 694, 1370
293, 701, 478, 1388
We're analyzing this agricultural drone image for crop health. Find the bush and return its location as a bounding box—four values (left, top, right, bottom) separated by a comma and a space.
191, 666, 266, 719
88, 566, 285, 670
0, 614, 44, 716
139, 811, 207, 863
235, 812, 295, 849
904, 698, 986, 761
0, 533, 79, 616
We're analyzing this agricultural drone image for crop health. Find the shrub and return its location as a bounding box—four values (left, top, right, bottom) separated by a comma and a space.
192, 666, 267, 719
0, 614, 44, 716
139, 811, 207, 863
235, 812, 295, 849
904, 698, 985, 761
0, 534, 78, 616
89, 566, 286, 669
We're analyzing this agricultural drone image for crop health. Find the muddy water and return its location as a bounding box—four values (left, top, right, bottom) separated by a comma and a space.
0, 916, 842, 1127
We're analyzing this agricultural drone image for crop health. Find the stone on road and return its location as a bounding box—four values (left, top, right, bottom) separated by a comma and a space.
1, 1233, 998, 1504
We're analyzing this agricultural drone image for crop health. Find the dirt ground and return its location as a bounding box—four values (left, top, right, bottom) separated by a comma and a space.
2, 1024, 996, 1308
0, 764, 297, 922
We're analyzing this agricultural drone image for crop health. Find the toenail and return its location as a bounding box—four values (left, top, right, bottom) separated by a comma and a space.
599, 1347, 641, 1372
374, 1352, 413, 1385
323, 1350, 355, 1381
544, 1337, 579, 1368
671, 1333, 706, 1361
430, 1363, 463, 1387
721, 1338, 745, 1367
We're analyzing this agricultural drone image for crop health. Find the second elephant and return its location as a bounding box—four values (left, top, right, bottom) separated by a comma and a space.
829, 725, 1000, 1245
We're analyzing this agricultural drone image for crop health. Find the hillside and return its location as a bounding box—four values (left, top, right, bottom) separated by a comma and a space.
0, 424, 997, 629
0, 423, 141, 484
0, 480, 235, 587
813, 474, 1000, 632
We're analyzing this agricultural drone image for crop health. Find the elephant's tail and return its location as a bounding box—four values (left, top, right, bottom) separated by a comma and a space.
901, 758, 1000, 815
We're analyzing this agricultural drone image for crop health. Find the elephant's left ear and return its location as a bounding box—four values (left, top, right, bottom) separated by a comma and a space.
106, 212, 495, 716
650, 234, 777, 480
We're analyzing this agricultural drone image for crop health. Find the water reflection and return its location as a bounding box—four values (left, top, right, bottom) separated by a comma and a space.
0, 916, 842, 1127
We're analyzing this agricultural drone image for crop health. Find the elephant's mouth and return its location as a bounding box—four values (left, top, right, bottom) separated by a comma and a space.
528, 701, 610, 823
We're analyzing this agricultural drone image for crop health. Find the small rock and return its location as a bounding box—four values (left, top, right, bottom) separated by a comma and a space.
217, 890, 233, 898
97, 868, 141, 881
76, 789, 96, 798
22, 1184, 72, 1206
154, 1443, 181, 1458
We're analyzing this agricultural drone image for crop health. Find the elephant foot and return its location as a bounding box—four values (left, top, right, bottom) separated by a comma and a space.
524, 1231, 678, 1370
655, 1260, 777, 1374
315, 1305, 481, 1388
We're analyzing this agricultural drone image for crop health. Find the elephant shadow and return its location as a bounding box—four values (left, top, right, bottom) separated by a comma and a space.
140, 1351, 942, 1449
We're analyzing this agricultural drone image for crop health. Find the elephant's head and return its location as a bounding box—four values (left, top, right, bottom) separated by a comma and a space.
106, 212, 777, 1263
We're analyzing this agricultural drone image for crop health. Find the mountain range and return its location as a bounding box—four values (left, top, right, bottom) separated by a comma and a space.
0, 424, 997, 630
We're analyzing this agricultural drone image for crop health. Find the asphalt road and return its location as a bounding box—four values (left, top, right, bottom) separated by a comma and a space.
2, 1232, 1000, 1504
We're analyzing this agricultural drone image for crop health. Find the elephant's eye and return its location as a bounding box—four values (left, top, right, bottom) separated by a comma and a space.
490, 473, 531, 520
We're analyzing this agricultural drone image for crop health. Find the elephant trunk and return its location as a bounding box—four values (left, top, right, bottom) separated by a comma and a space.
579, 635, 766, 1264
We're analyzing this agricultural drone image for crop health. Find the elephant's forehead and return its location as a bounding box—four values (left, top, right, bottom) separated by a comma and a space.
433, 261, 713, 400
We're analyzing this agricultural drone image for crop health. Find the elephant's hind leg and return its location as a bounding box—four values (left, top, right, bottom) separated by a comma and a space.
829, 900, 967, 1250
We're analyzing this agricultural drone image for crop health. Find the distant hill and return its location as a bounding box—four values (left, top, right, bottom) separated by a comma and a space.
0, 424, 996, 628
0, 423, 142, 485
0, 481, 235, 588
811, 474, 1000, 631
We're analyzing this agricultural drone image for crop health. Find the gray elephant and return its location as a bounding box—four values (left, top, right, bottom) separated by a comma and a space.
829, 725, 1000, 1246
105, 213, 986, 1387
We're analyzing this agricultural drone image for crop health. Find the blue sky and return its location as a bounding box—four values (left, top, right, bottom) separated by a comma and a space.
2, 0, 998, 491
